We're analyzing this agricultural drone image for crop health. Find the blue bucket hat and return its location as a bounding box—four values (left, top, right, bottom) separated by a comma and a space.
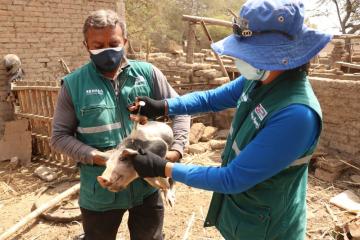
211, 0, 332, 70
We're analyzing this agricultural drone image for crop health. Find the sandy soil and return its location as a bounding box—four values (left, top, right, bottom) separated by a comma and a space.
0, 152, 359, 240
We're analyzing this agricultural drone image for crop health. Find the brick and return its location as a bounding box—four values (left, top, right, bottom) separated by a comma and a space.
314, 168, 341, 182
209, 140, 226, 150
188, 143, 208, 154
24, 16, 39, 22
189, 123, 206, 144
201, 126, 218, 142
13, 0, 28, 4
0, 9, 11, 16
315, 158, 348, 172
7, 5, 23, 11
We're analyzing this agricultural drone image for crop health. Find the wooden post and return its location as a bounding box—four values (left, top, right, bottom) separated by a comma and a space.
115, 0, 126, 22
186, 22, 196, 64
0, 183, 80, 240
146, 39, 151, 62
200, 21, 229, 78
126, 39, 135, 55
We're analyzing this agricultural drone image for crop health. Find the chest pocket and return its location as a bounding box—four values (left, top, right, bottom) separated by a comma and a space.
79, 104, 116, 128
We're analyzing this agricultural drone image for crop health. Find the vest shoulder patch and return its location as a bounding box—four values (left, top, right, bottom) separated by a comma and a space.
134, 76, 146, 85
254, 103, 268, 121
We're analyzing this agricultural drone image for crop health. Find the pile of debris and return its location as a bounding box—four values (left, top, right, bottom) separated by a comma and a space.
185, 122, 228, 157
129, 50, 232, 88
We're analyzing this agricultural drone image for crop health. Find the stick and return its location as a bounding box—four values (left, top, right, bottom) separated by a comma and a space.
199, 206, 208, 237
324, 203, 338, 222
59, 59, 71, 74
1, 181, 18, 195
200, 21, 229, 78
338, 159, 360, 172
341, 181, 360, 186
182, 212, 196, 240
0, 183, 80, 240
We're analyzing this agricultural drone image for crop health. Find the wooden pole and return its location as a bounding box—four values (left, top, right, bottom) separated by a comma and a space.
146, 39, 151, 62
186, 22, 196, 64
115, 0, 126, 22
0, 183, 80, 240
182, 15, 232, 28
333, 34, 360, 39
126, 39, 135, 55
200, 21, 229, 78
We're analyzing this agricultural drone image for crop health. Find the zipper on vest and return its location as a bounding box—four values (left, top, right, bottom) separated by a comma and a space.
117, 76, 136, 203
108, 75, 137, 204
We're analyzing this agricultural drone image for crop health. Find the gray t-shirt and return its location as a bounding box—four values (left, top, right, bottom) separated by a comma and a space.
50, 64, 190, 164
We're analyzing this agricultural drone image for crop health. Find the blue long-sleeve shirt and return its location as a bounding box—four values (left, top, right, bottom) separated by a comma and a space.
167, 76, 320, 194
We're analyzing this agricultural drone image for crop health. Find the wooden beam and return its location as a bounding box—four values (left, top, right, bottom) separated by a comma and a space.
182, 15, 232, 28
200, 21, 229, 78
336, 61, 360, 70
186, 22, 196, 64
333, 34, 360, 39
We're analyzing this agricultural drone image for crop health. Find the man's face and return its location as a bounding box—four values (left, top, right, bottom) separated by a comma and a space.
85, 24, 127, 51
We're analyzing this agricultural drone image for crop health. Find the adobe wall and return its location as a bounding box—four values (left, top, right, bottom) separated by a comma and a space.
310, 77, 360, 164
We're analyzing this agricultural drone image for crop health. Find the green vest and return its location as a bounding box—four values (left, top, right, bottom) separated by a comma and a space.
204, 71, 322, 240
63, 60, 157, 211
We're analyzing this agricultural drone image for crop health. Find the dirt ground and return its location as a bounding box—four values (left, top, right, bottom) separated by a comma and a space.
0, 152, 359, 240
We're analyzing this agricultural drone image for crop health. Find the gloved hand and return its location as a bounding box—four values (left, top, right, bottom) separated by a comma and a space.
128, 96, 167, 119
131, 149, 167, 178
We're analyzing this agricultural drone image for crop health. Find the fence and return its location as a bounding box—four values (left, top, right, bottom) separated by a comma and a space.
12, 81, 77, 171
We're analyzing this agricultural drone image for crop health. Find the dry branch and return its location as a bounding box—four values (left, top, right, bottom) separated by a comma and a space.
324, 203, 338, 223
338, 159, 360, 172
0, 183, 80, 240
182, 212, 196, 240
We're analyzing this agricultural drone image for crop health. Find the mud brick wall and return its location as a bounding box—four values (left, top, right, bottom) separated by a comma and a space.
0, 0, 124, 83
310, 77, 360, 164
0, 0, 124, 138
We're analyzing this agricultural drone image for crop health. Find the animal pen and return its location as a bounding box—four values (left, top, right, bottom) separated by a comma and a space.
11, 80, 77, 171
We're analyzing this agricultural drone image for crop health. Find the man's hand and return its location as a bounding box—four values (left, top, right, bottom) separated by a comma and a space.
128, 96, 167, 119
90, 150, 111, 166
166, 150, 181, 163
131, 149, 167, 178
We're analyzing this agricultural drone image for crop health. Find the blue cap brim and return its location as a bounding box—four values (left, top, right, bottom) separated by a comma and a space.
211, 27, 332, 70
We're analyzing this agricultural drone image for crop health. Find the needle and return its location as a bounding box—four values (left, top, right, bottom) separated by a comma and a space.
133, 101, 145, 131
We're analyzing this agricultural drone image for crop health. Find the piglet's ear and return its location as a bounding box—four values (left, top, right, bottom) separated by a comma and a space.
121, 148, 138, 158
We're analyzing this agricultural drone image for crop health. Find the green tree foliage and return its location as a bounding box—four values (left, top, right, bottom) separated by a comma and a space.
125, 0, 245, 50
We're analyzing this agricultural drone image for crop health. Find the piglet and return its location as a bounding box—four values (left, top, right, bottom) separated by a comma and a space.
97, 121, 176, 206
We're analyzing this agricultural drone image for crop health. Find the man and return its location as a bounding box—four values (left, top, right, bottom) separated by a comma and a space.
50, 9, 190, 240
128, 0, 332, 239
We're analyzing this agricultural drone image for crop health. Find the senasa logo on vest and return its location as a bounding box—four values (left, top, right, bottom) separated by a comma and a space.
251, 103, 268, 129
134, 76, 146, 85
85, 89, 104, 95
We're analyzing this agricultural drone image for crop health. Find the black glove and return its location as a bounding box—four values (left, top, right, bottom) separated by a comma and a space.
130, 96, 166, 119
132, 149, 167, 178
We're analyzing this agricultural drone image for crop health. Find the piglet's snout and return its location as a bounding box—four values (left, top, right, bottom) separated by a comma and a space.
97, 176, 111, 188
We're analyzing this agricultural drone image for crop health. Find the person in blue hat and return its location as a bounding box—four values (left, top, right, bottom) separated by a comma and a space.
128, 0, 332, 239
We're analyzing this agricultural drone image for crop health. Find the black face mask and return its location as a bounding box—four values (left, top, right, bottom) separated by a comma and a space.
90, 47, 124, 73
